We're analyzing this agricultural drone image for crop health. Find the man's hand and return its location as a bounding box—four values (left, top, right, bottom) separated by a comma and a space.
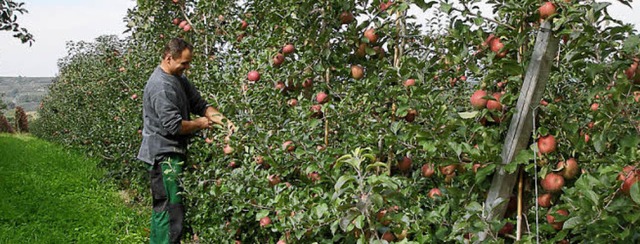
195, 117, 212, 130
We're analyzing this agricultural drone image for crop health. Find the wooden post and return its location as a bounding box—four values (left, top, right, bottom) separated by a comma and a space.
479, 21, 559, 240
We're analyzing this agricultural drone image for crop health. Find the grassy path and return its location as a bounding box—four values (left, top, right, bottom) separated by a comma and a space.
0, 134, 149, 243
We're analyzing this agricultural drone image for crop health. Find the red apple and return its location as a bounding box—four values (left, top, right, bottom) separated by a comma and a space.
421, 164, 435, 177
538, 135, 557, 154
275, 81, 286, 91
227, 161, 238, 168
302, 78, 313, 88
364, 28, 378, 43
179, 20, 187, 28
183, 24, 191, 32
617, 166, 636, 181
428, 188, 442, 199
381, 231, 395, 242
307, 172, 321, 182
172, 18, 180, 25
486, 92, 503, 111
223, 144, 234, 155
247, 70, 260, 81
339, 11, 354, 25
273, 53, 284, 66
316, 92, 329, 104
259, 216, 271, 227
310, 104, 323, 117
351, 65, 364, 80
282, 44, 295, 55
376, 209, 391, 226
440, 164, 457, 175
620, 169, 639, 195
403, 78, 416, 87
205, 138, 213, 144
398, 156, 412, 172
539, 2, 557, 19
557, 158, 579, 179
538, 193, 552, 208
498, 222, 514, 236
277, 240, 286, 244
130, 94, 138, 100
355, 43, 367, 58
540, 99, 549, 106
240, 20, 248, 30
380, 1, 393, 12
541, 173, 565, 193
470, 90, 488, 109
282, 140, 295, 152
268, 174, 281, 186
590, 103, 599, 111
490, 37, 505, 53
404, 109, 417, 122
546, 209, 568, 231
287, 98, 298, 106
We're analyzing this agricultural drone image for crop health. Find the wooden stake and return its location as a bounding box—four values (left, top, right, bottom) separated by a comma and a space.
517, 168, 523, 241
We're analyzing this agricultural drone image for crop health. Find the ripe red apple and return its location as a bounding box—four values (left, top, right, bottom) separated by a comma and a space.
634, 91, 640, 102
364, 28, 378, 43
351, 65, 364, 80
282, 44, 295, 55
183, 24, 191, 32
255, 155, 265, 165
440, 164, 457, 175
240, 20, 248, 30
398, 156, 412, 172
537, 135, 557, 154
403, 78, 416, 87
259, 216, 271, 227
404, 109, 417, 122
546, 209, 568, 231
204, 138, 213, 144
275, 81, 286, 91
486, 92, 503, 111
428, 188, 442, 199
268, 174, 281, 186
584, 133, 590, 143
310, 104, 323, 117
617, 165, 636, 181
355, 43, 367, 58
590, 103, 599, 111
172, 18, 180, 25
539, 2, 557, 19
273, 53, 284, 66
277, 240, 286, 244
130, 94, 138, 100
316, 92, 329, 104
489, 37, 505, 53
223, 144, 234, 155
541, 173, 565, 193
538, 193, 552, 208
247, 70, 260, 81
498, 222, 514, 236
472, 163, 483, 174
287, 98, 298, 106
421, 163, 435, 177
557, 158, 579, 179
339, 11, 354, 25
307, 172, 321, 182
302, 78, 313, 88
381, 231, 395, 242
540, 99, 549, 106
380, 1, 393, 12
282, 140, 295, 152
179, 20, 187, 28
620, 168, 639, 195
470, 90, 488, 109
376, 209, 391, 225
227, 161, 238, 168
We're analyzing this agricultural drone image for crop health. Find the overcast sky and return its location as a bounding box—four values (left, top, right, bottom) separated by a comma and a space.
0, 0, 638, 77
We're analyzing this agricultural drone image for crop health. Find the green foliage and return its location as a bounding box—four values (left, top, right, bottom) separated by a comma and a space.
0, 134, 148, 243
0, 0, 34, 45
32, 0, 640, 243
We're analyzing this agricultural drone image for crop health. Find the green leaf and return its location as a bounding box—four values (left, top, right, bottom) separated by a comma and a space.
563, 216, 582, 229
365, 162, 388, 171
631, 182, 640, 205
458, 111, 478, 119
334, 175, 355, 192
256, 210, 269, 220
315, 203, 328, 219
440, 3, 452, 14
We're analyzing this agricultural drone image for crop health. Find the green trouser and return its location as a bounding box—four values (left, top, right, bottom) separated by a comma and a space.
148, 154, 185, 244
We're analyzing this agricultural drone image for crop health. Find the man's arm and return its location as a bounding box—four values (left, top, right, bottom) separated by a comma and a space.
178, 117, 211, 135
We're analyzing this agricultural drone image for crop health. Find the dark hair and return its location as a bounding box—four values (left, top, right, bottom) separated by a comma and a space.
163, 38, 193, 59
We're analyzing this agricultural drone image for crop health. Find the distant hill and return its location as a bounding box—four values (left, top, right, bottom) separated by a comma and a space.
0, 76, 53, 116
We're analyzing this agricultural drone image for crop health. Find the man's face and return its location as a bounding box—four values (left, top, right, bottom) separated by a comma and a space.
166, 49, 192, 76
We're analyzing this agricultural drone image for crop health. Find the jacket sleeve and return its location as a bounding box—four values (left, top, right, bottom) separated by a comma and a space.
183, 77, 210, 116
150, 88, 183, 136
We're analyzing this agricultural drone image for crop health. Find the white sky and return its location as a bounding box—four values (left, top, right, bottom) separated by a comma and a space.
0, 0, 638, 77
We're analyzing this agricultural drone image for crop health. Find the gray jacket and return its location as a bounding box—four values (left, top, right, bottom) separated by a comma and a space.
137, 66, 209, 165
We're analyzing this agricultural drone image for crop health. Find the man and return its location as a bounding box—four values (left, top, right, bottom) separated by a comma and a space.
137, 37, 235, 243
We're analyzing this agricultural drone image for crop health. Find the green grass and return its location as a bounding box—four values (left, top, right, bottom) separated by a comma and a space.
0, 134, 149, 243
